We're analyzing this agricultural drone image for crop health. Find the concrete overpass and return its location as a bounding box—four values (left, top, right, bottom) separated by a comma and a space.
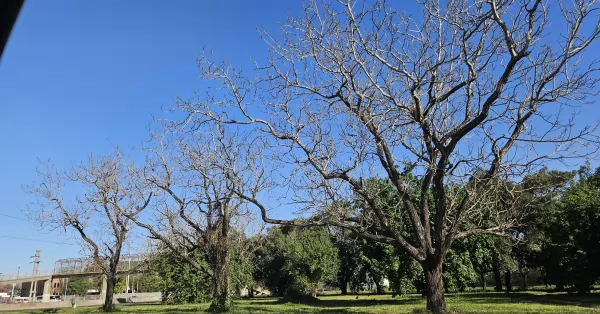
0, 254, 147, 302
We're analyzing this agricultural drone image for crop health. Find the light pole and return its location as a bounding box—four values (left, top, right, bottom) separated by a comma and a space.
64, 278, 68, 299
125, 257, 131, 299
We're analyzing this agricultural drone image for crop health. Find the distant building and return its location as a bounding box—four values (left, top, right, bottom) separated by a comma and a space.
51, 278, 65, 295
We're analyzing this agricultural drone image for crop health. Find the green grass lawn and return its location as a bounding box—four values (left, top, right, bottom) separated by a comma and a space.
31, 291, 600, 314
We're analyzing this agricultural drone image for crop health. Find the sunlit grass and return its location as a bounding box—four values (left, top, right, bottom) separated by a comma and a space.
29, 291, 600, 313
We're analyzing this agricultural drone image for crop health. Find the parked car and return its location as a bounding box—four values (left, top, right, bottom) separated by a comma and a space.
36, 295, 62, 302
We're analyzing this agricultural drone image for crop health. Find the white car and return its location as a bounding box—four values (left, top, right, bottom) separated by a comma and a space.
36, 295, 62, 302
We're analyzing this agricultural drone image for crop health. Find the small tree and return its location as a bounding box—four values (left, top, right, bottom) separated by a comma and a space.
121, 123, 262, 312
65, 278, 92, 297
282, 227, 340, 297
150, 251, 211, 304
26, 152, 152, 312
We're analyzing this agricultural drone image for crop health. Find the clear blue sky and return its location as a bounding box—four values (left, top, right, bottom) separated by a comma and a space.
0, 0, 598, 276
0, 0, 309, 275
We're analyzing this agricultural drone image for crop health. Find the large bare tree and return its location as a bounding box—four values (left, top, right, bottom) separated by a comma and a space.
177, 0, 600, 312
121, 123, 260, 312
26, 152, 152, 312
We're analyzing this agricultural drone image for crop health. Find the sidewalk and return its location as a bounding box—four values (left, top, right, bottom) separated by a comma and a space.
0, 299, 102, 312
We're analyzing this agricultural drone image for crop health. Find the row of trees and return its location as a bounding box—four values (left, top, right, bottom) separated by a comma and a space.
26, 0, 600, 313
24, 155, 600, 312
248, 167, 600, 298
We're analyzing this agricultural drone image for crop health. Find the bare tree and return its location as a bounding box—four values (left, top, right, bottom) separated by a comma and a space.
26, 152, 152, 312
177, 0, 600, 312
121, 123, 261, 312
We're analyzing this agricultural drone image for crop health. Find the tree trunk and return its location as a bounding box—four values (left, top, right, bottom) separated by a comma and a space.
492, 252, 503, 292
102, 275, 116, 312
249, 285, 254, 298
374, 281, 383, 295
210, 268, 229, 312
504, 270, 512, 292
422, 259, 446, 314
520, 271, 528, 289
480, 272, 487, 291
340, 281, 348, 295
208, 217, 231, 313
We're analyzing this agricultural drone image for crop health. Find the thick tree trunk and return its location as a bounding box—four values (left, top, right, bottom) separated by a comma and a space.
340, 281, 348, 295
422, 260, 446, 314
208, 216, 231, 313
504, 270, 512, 292
480, 272, 487, 291
374, 281, 384, 295
249, 286, 254, 298
211, 267, 229, 312
492, 252, 503, 292
520, 272, 528, 289
102, 275, 116, 312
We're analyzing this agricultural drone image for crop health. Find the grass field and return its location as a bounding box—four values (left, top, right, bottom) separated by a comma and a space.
30, 291, 600, 313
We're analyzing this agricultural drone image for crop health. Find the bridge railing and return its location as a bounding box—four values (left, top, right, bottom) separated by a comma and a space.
0, 254, 151, 281
52, 254, 149, 276
0, 270, 53, 281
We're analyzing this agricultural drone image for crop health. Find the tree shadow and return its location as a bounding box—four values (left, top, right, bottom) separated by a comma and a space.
234, 308, 367, 314
246, 295, 422, 308
453, 292, 600, 308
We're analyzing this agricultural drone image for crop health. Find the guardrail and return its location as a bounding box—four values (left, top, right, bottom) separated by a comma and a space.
0, 270, 53, 281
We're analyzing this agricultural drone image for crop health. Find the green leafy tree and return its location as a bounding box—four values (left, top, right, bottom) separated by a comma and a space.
255, 226, 339, 298
151, 252, 212, 304
253, 227, 292, 297
539, 166, 600, 293
282, 228, 340, 297
331, 229, 368, 295
229, 243, 254, 296
443, 247, 477, 292
113, 279, 127, 294
66, 278, 92, 297
135, 272, 162, 293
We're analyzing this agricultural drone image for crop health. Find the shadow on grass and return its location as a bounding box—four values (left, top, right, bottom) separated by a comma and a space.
246, 295, 422, 308
236, 308, 366, 314
110, 303, 355, 314
452, 292, 600, 308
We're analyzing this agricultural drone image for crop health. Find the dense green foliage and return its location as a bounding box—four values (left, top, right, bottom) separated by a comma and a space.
325, 166, 600, 296
538, 166, 600, 293
150, 253, 212, 304
65, 278, 93, 297
254, 226, 339, 297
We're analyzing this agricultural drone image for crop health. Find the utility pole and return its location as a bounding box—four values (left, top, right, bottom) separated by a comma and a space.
64, 278, 68, 299
29, 250, 40, 302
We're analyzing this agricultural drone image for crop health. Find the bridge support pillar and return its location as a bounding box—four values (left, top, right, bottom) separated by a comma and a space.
42, 279, 51, 302
28, 280, 37, 302
100, 275, 107, 301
